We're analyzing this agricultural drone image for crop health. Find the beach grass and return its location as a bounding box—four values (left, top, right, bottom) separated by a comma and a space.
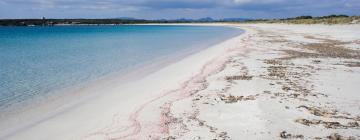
243, 15, 360, 24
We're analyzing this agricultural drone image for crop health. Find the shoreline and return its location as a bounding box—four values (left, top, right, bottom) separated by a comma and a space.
2, 23, 359, 139
0, 24, 243, 117
0, 25, 244, 139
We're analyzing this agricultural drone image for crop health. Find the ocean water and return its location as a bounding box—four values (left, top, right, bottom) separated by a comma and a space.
0, 25, 242, 111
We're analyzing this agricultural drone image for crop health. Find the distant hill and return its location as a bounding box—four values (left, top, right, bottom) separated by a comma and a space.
115, 17, 144, 20
197, 17, 215, 22
221, 18, 251, 22
153, 17, 250, 23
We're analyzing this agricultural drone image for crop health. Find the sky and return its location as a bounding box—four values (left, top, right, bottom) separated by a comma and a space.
0, 0, 359, 19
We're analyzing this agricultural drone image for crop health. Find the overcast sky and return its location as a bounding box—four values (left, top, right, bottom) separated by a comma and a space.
0, 0, 359, 19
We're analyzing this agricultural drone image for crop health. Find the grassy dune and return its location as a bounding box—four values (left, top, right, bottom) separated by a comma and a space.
244, 15, 360, 24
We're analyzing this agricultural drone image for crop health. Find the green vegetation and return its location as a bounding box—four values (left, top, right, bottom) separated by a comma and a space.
244, 15, 360, 24
0, 18, 153, 26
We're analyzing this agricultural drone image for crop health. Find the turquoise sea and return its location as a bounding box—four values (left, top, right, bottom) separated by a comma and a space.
0, 25, 242, 111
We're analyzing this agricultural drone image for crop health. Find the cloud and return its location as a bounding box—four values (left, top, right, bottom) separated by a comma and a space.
0, 0, 288, 10
344, 0, 360, 7
0, 0, 359, 19
231, 0, 283, 5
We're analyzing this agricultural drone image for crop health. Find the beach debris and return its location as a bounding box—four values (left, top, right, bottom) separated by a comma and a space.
281, 36, 360, 60
170, 28, 360, 139
326, 133, 356, 140
295, 118, 360, 129
217, 132, 230, 139
218, 94, 243, 103
297, 105, 360, 122
343, 61, 360, 67
282, 86, 291, 91
279, 131, 304, 139
225, 75, 253, 81
267, 66, 287, 79
163, 136, 177, 140
297, 105, 336, 117
327, 133, 343, 140
264, 59, 283, 65
217, 94, 257, 103
312, 60, 322, 64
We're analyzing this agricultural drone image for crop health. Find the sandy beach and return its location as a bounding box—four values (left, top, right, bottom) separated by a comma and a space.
1, 24, 360, 140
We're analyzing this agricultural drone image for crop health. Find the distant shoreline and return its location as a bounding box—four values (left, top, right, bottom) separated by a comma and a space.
1, 15, 359, 26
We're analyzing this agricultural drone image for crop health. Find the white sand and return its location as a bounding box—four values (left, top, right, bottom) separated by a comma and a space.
1, 24, 360, 140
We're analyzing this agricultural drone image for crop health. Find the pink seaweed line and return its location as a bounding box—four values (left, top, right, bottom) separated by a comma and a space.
85, 36, 251, 140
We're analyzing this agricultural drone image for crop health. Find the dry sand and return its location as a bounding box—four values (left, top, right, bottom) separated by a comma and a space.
1, 24, 360, 140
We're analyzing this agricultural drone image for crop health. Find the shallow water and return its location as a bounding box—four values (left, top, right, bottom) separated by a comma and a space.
0, 25, 242, 110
